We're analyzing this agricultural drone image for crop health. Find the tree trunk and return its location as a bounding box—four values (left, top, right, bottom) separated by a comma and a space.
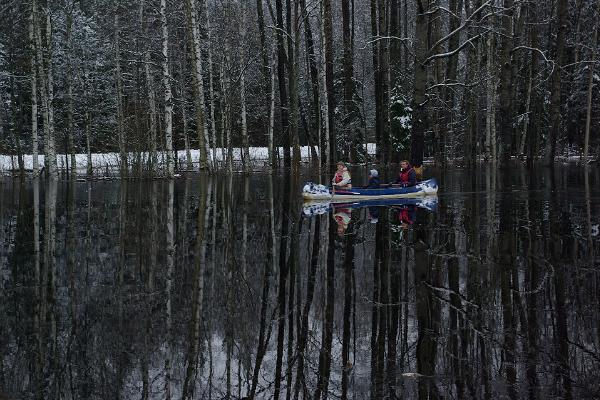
379, 0, 390, 163
141, 0, 158, 171
485, 13, 497, 162
160, 0, 174, 177
544, 0, 568, 164
320, 4, 331, 174
256, 0, 272, 165
342, 0, 356, 161
44, 7, 57, 176
66, 2, 76, 174
203, 0, 218, 168
526, 1, 540, 168
114, 12, 127, 175
178, 42, 193, 170
268, 60, 277, 173
582, 0, 599, 164
240, 1, 250, 172
30, 0, 39, 175
185, 0, 209, 170
275, 0, 290, 168
323, 0, 335, 169
370, 0, 382, 164
443, 0, 464, 163
410, 0, 429, 168
497, 0, 514, 162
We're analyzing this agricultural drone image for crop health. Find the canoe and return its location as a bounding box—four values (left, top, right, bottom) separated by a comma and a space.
302, 178, 438, 200
303, 195, 438, 216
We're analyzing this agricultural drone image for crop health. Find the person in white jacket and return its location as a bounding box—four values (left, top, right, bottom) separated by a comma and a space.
332, 161, 352, 188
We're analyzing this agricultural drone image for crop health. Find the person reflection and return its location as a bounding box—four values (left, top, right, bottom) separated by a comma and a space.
395, 204, 417, 229
368, 206, 379, 224
333, 205, 352, 236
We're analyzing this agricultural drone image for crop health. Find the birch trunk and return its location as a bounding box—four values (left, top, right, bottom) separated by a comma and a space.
323, 0, 335, 168
185, 0, 209, 170
268, 59, 277, 173
34, 0, 49, 176
320, 3, 331, 173
160, 0, 174, 177
30, 1, 39, 175
240, 1, 250, 172
256, 0, 273, 166
203, 0, 218, 168
288, 0, 301, 170
85, 110, 92, 176
141, 0, 158, 170
179, 46, 193, 169
44, 8, 57, 176
66, 3, 76, 173
114, 12, 127, 175
222, 30, 234, 174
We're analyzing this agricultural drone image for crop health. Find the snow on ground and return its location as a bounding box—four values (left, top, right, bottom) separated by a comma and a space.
0, 144, 378, 174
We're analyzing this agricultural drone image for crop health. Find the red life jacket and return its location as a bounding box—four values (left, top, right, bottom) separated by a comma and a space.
399, 167, 414, 184
334, 171, 345, 183
399, 208, 413, 225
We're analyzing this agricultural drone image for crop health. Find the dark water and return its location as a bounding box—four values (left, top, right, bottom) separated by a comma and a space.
1, 165, 599, 399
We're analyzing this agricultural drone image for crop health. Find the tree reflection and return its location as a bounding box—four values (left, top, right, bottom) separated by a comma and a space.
1, 167, 599, 399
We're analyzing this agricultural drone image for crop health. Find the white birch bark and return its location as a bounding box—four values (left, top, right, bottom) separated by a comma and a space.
161, 0, 174, 177
320, 1, 330, 170
268, 59, 276, 173
44, 8, 57, 175
185, 0, 209, 170
204, 0, 218, 168
140, 0, 158, 170
85, 110, 92, 176
66, 3, 76, 173
239, 1, 250, 172
179, 53, 192, 169
30, 1, 39, 175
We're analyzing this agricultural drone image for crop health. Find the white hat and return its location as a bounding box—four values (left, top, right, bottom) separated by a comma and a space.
369, 169, 379, 177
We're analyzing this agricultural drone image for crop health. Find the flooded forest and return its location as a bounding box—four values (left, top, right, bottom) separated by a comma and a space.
1, 0, 600, 398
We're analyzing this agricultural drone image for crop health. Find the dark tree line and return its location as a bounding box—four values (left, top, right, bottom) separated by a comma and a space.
0, 0, 599, 176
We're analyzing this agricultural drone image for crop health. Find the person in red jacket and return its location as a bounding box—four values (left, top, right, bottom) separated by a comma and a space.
394, 160, 417, 187
332, 161, 352, 189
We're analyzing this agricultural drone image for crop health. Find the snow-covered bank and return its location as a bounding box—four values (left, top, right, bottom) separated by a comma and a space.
0, 144, 378, 174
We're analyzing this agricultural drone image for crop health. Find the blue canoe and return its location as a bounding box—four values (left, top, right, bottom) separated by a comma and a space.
302, 178, 438, 201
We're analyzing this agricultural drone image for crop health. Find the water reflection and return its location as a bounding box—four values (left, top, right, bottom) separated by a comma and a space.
1, 166, 600, 399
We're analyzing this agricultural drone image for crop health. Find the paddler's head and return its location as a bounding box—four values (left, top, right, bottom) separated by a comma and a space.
400, 160, 410, 171
336, 161, 346, 172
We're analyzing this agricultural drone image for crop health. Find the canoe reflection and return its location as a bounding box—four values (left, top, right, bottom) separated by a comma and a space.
303, 195, 439, 216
